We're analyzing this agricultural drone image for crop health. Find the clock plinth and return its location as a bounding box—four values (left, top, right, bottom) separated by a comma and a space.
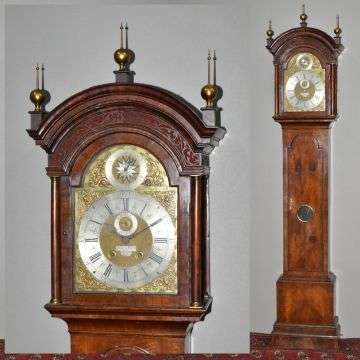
271, 274, 340, 351
45, 300, 212, 354
68, 320, 192, 354
266, 13, 343, 351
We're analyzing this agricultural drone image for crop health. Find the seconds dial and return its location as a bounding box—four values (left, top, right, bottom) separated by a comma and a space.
78, 190, 176, 289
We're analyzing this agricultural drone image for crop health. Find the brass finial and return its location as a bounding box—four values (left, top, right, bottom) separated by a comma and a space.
300, 4, 308, 26
41, 64, 51, 110
120, 22, 124, 48
41, 64, 45, 90
125, 22, 129, 49
213, 49, 217, 85
114, 22, 135, 71
201, 50, 218, 108
266, 20, 274, 41
207, 49, 211, 84
334, 15, 342, 38
30, 64, 45, 112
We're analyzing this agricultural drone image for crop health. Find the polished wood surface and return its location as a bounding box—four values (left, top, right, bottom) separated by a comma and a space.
267, 26, 343, 350
50, 176, 61, 305
28, 83, 225, 353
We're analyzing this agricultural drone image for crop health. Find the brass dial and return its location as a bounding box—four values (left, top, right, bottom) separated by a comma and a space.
78, 190, 176, 289
284, 53, 325, 112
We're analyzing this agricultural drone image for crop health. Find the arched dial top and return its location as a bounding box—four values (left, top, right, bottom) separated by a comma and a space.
74, 144, 178, 294
284, 52, 325, 112
266, 26, 344, 122
28, 83, 226, 177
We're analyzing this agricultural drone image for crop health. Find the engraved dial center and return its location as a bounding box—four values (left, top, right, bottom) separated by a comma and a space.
295, 79, 315, 101
100, 213, 153, 268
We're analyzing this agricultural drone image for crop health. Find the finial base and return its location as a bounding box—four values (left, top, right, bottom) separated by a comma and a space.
300, 21, 307, 28
267, 38, 274, 47
27, 111, 48, 138
334, 36, 342, 46
114, 70, 135, 84
201, 107, 222, 127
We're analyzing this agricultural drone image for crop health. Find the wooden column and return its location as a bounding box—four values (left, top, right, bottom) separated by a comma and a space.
50, 176, 61, 304
191, 176, 204, 307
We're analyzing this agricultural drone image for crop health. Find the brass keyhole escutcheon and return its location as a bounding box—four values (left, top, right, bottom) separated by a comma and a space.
297, 205, 314, 223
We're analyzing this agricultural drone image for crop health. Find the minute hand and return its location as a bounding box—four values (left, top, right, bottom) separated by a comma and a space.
131, 218, 163, 238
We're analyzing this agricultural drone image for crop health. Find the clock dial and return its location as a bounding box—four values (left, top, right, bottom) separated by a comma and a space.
74, 144, 177, 294
284, 52, 325, 112
285, 71, 325, 110
78, 190, 176, 289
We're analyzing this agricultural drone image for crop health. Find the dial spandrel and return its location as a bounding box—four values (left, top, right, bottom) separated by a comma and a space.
284, 53, 325, 112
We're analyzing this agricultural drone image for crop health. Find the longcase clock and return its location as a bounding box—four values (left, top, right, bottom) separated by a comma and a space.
266, 7, 344, 351
27, 26, 225, 354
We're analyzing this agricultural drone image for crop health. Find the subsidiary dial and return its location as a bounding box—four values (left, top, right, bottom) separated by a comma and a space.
105, 148, 147, 189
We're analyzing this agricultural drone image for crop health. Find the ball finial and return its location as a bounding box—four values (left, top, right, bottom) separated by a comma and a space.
29, 64, 46, 112
201, 84, 218, 108
334, 15, 342, 37
266, 20, 274, 40
201, 50, 220, 108
114, 22, 135, 71
300, 4, 308, 26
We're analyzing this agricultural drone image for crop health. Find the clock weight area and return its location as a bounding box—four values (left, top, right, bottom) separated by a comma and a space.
271, 125, 340, 351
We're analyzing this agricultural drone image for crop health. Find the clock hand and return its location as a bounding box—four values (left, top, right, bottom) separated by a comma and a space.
130, 218, 163, 239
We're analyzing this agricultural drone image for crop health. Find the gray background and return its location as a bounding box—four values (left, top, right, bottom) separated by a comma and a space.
1, 0, 360, 354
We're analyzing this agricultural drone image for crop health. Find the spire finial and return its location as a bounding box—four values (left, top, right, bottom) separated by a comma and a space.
114, 23, 136, 83
266, 20, 274, 42
36, 63, 40, 89
41, 64, 45, 90
30, 63, 46, 112
125, 22, 129, 49
300, 4, 308, 26
334, 14, 342, 38
207, 49, 211, 84
120, 22, 124, 48
201, 50, 218, 108
213, 50, 217, 86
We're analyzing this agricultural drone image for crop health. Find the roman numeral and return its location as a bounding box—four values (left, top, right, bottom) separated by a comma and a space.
123, 198, 129, 211
150, 218, 163, 227
89, 252, 101, 263
103, 264, 112, 278
90, 220, 102, 225
124, 269, 129, 282
154, 238, 168, 243
104, 203, 113, 214
141, 267, 148, 276
85, 238, 98, 242
140, 203, 148, 216
149, 252, 163, 264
